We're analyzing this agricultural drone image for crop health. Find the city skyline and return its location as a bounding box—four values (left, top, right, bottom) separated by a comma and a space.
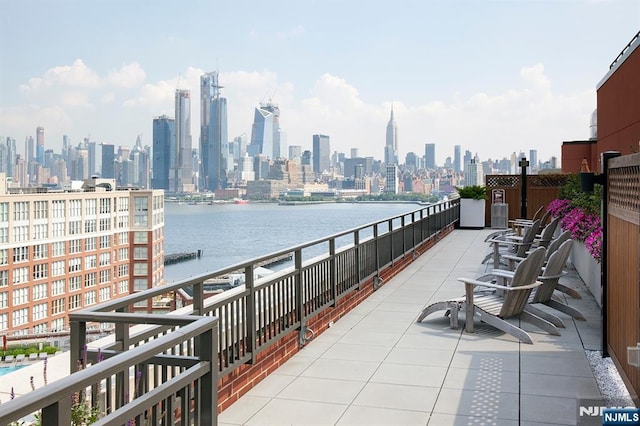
1, 1, 639, 164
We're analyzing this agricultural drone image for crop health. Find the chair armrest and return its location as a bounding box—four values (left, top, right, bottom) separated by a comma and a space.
491, 269, 516, 280
502, 254, 525, 263
457, 277, 541, 292
539, 272, 567, 280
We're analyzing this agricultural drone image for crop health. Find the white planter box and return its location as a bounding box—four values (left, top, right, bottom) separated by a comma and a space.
570, 240, 601, 306
459, 199, 486, 228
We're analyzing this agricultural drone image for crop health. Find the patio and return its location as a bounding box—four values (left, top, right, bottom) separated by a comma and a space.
218, 228, 611, 425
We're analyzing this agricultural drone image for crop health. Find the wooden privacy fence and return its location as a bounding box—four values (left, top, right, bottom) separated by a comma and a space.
606, 152, 640, 402
484, 174, 569, 226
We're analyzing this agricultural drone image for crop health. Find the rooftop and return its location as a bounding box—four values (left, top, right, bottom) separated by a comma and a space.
218, 228, 625, 425
0, 228, 630, 424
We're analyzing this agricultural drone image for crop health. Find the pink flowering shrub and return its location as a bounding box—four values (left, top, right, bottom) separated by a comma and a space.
547, 199, 572, 218
548, 198, 602, 262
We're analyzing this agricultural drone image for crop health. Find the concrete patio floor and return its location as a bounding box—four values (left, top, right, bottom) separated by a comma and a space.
219, 228, 608, 426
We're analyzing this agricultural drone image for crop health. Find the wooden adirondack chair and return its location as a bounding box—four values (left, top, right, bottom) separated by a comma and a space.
417, 247, 559, 344
524, 240, 585, 325
482, 219, 541, 267
533, 216, 561, 248
502, 230, 581, 299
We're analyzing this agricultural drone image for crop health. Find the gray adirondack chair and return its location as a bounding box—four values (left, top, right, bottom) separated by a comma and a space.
524, 240, 585, 325
503, 230, 580, 299
483, 219, 541, 267
417, 247, 559, 344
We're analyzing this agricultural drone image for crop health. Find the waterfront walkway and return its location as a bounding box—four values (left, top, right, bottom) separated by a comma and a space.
219, 228, 606, 425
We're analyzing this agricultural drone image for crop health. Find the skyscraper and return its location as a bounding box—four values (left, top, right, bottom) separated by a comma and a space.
385, 106, 398, 165
454, 145, 461, 173
101, 143, 115, 179
25, 136, 34, 163
312, 134, 330, 174
464, 158, 483, 186
248, 101, 281, 159
425, 143, 436, 169
385, 164, 398, 193
172, 89, 194, 193
36, 126, 44, 164
152, 115, 175, 190
200, 71, 228, 190
463, 150, 472, 173
529, 149, 538, 172
200, 72, 229, 191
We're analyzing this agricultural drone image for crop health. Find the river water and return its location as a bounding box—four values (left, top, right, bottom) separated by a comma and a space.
162, 202, 421, 282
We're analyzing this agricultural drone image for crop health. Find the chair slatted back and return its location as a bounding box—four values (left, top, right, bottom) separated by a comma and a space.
537, 217, 561, 248
513, 219, 541, 257
532, 240, 573, 303
546, 230, 571, 261
500, 246, 546, 318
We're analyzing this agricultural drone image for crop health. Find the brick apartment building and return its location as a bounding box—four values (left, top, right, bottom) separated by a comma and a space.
562, 31, 640, 172
0, 174, 164, 337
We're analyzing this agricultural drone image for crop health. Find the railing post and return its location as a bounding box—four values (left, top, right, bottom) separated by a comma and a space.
193, 280, 204, 316
245, 265, 256, 364
354, 231, 361, 289
41, 397, 72, 425
70, 317, 86, 374
198, 322, 217, 426
330, 238, 337, 306
115, 307, 129, 409
400, 215, 407, 255
388, 219, 394, 264
294, 249, 303, 327
374, 224, 380, 276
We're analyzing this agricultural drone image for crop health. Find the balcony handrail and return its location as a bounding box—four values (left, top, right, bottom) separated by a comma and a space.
0, 315, 218, 425
85, 199, 457, 313
1, 199, 459, 424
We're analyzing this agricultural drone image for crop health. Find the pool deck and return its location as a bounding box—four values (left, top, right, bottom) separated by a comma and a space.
0, 228, 617, 424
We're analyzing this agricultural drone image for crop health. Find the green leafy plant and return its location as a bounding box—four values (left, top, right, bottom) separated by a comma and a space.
456, 185, 487, 200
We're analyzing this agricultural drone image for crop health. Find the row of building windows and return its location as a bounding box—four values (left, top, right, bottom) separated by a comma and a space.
2, 236, 127, 265
0, 197, 151, 225
0, 284, 120, 325
0, 210, 147, 245
0, 272, 128, 306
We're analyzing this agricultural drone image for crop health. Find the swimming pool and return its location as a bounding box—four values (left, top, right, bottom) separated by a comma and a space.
0, 365, 27, 377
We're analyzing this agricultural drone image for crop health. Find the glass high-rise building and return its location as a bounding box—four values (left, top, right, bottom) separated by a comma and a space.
425, 143, 436, 169
385, 106, 398, 165
200, 71, 229, 190
312, 134, 330, 174
208, 95, 228, 190
172, 89, 194, 193
152, 115, 175, 190
101, 144, 115, 179
454, 145, 461, 173
248, 101, 281, 159
36, 126, 45, 165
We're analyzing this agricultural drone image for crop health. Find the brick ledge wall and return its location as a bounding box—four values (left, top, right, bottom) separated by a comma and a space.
217, 224, 455, 412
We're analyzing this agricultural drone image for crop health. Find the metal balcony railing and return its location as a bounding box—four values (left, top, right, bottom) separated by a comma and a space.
0, 199, 459, 425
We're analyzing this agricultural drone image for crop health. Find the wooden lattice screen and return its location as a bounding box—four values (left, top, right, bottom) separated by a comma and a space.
607, 152, 640, 402
484, 174, 568, 226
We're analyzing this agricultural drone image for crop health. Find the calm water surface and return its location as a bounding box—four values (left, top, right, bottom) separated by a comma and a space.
163, 202, 421, 282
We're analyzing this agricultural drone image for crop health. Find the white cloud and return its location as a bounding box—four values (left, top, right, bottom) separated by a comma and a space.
276, 25, 304, 40
20, 59, 101, 94
107, 63, 146, 89
101, 93, 115, 104
3, 61, 594, 165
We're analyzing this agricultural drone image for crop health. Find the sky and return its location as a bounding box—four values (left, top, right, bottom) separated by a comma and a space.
1, 0, 639, 166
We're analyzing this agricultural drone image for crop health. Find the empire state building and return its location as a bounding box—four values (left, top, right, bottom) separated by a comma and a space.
385, 106, 398, 165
